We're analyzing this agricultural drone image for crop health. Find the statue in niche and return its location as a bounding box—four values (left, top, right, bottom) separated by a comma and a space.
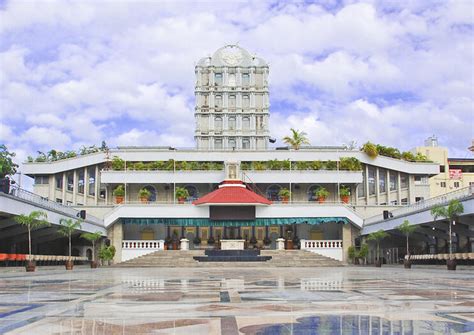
228, 164, 237, 179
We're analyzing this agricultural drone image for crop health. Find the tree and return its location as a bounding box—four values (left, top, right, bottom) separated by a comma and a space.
397, 220, 417, 257
431, 200, 464, 255
282, 128, 310, 150
0, 145, 18, 178
14, 211, 50, 255
80, 231, 102, 262
367, 230, 389, 263
58, 218, 82, 259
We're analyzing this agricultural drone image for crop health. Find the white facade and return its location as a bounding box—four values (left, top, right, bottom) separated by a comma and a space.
195, 45, 270, 150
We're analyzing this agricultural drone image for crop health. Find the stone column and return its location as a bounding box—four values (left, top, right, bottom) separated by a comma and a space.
83, 167, 88, 205
342, 224, 353, 264
62, 172, 66, 204
109, 222, 123, 263
386, 170, 391, 205
397, 172, 402, 204
180, 238, 189, 250
375, 168, 380, 205
276, 238, 285, 250
72, 170, 77, 205
94, 165, 99, 205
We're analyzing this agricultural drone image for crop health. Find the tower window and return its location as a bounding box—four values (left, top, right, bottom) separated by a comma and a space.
228, 117, 236, 130
242, 95, 250, 108
215, 73, 222, 85
242, 116, 250, 130
242, 73, 249, 86
242, 138, 250, 149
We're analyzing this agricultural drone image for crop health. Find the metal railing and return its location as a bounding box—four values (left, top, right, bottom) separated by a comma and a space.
364, 185, 474, 226
5, 185, 103, 226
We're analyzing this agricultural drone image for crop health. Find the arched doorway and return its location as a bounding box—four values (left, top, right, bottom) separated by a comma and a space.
185, 185, 199, 201
143, 185, 157, 202
307, 184, 322, 202
266, 184, 281, 201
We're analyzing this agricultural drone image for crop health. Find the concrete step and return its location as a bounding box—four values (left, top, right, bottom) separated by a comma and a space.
116, 249, 344, 267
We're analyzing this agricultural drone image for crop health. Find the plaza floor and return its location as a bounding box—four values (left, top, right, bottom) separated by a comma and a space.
0, 266, 473, 334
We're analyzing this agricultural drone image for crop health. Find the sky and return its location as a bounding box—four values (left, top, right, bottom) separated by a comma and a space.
1, 0, 473, 178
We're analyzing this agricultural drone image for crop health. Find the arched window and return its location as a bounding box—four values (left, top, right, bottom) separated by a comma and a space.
266, 184, 281, 201
215, 117, 223, 130
242, 116, 250, 130
307, 185, 322, 201
228, 117, 236, 130
242, 138, 250, 149
228, 138, 236, 150
143, 185, 157, 202
185, 185, 199, 200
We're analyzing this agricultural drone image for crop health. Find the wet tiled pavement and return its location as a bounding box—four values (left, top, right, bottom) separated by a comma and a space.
0, 266, 473, 334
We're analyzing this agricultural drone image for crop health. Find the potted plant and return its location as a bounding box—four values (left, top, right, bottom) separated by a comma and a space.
362, 142, 378, 158
339, 185, 351, 204
111, 156, 125, 170
292, 236, 300, 249
348, 246, 357, 264
193, 236, 201, 246
263, 237, 271, 246
207, 236, 215, 245
397, 220, 417, 269
58, 218, 82, 270
431, 199, 464, 270
367, 230, 389, 267
113, 185, 125, 204
98, 245, 115, 266
80, 231, 102, 268
358, 243, 369, 265
278, 188, 291, 203
164, 236, 173, 249
249, 236, 257, 246
13, 210, 50, 272
314, 187, 329, 203
138, 188, 151, 203
175, 187, 189, 204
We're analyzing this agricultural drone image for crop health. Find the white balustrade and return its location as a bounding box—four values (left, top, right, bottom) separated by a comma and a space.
300, 239, 343, 261
365, 185, 474, 225
122, 240, 164, 262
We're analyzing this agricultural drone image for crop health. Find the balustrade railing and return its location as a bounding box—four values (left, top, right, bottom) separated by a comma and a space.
5, 185, 103, 226
122, 240, 165, 250
364, 185, 474, 226
300, 240, 343, 249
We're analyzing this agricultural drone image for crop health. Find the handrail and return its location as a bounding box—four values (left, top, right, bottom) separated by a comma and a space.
364, 185, 474, 226
4, 185, 103, 226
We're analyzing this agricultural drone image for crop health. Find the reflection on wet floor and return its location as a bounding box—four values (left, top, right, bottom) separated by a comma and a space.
0, 267, 473, 334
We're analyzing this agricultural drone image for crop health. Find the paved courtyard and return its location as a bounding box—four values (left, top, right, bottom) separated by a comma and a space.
0, 266, 473, 334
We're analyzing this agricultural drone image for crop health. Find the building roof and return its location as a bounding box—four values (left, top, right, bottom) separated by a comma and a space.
196, 45, 268, 68
193, 180, 272, 206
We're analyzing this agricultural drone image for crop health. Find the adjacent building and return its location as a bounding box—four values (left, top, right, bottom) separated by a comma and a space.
415, 136, 474, 198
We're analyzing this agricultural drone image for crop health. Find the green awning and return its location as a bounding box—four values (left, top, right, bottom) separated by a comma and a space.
122, 217, 348, 226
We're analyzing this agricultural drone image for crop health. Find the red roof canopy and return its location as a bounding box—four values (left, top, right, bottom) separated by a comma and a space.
193, 180, 272, 206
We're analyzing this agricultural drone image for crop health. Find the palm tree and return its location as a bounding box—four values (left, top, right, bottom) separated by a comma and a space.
397, 220, 417, 268
283, 128, 310, 150
58, 218, 82, 260
367, 230, 389, 266
14, 211, 50, 256
81, 231, 102, 267
431, 199, 464, 256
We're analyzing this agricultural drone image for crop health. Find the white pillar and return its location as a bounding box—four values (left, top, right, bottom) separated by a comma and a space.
180, 238, 189, 251
276, 238, 285, 250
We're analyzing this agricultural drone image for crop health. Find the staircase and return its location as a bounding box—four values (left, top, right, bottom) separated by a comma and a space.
115, 250, 344, 267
